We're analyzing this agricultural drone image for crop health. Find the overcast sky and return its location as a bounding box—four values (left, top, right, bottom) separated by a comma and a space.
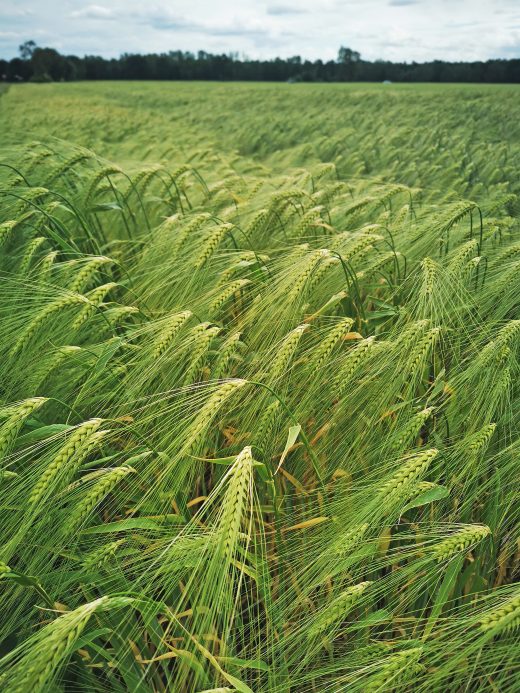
1, 1, 519, 63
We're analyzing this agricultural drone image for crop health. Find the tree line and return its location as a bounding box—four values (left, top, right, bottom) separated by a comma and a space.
1, 42, 519, 83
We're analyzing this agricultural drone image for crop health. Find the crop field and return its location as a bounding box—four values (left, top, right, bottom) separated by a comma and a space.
0, 81, 518, 691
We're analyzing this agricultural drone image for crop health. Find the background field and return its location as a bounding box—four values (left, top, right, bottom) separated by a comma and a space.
0, 82, 519, 692
2, 82, 520, 183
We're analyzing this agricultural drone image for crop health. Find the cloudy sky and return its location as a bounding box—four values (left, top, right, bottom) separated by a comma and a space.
1, 1, 519, 63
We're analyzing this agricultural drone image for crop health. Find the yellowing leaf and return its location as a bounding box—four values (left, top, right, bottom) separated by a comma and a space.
379, 527, 392, 554
282, 516, 329, 533
275, 424, 301, 474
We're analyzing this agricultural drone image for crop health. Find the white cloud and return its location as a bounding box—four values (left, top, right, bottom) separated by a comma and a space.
70, 5, 116, 20
148, 13, 269, 36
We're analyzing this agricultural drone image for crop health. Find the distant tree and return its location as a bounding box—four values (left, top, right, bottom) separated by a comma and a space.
19, 40, 37, 61
1, 42, 519, 84
7, 57, 33, 81
337, 47, 361, 81
337, 47, 361, 64
31, 47, 75, 81
121, 54, 151, 79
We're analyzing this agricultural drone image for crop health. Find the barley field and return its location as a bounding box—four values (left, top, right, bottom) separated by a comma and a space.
0, 81, 518, 692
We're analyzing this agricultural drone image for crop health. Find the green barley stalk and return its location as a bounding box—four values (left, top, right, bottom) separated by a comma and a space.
0, 398, 47, 463
480, 590, 520, 634
430, 524, 491, 561
28, 419, 105, 507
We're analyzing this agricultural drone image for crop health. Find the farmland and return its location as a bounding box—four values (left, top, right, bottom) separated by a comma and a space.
0, 81, 519, 691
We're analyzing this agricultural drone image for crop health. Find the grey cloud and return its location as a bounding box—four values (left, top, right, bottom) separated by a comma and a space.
450, 21, 483, 28
1, 9, 34, 18
266, 4, 308, 15
388, 0, 419, 6
494, 34, 520, 56
499, 43, 520, 55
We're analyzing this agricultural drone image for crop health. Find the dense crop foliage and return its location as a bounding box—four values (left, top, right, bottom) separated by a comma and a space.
0, 82, 519, 692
